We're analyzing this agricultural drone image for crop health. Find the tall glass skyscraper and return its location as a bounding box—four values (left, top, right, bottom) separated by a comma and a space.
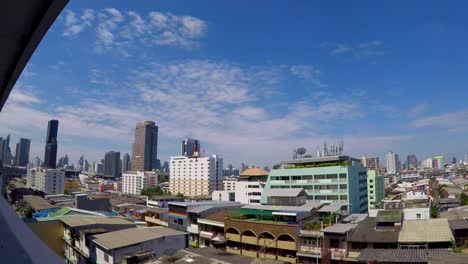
131, 121, 158, 171
181, 138, 200, 157
44, 120, 58, 168
15, 138, 30, 167
104, 151, 120, 177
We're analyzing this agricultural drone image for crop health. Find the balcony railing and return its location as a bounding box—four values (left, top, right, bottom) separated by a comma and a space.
277, 240, 297, 250
330, 248, 346, 260
226, 248, 240, 254
226, 233, 240, 242
259, 253, 277, 260
144, 216, 168, 227
241, 236, 258, 245
300, 245, 321, 255
258, 238, 276, 248
241, 250, 258, 258
277, 256, 297, 263
187, 224, 199, 234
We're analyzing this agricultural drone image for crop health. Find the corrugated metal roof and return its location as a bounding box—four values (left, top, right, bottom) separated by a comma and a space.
60, 216, 135, 228
242, 203, 320, 212
357, 248, 449, 263
317, 203, 343, 213
92, 227, 186, 250
398, 219, 454, 243
322, 223, 356, 234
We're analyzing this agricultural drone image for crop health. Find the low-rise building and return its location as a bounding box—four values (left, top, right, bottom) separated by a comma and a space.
122, 171, 158, 195
224, 203, 319, 263
75, 194, 111, 212
89, 227, 187, 264
27, 168, 65, 195
144, 207, 169, 227
61, 217, 136, 264
212, 190, 235, 202
223, 177, 238, 191
398, 218, 454, 248
147, 195, 184, 208
235, 168, 268, 204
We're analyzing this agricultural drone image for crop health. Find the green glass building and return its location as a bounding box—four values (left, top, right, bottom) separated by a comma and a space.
261, 155, 368, 214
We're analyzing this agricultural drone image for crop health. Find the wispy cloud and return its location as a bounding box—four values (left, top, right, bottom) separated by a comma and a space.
290, 65, 327, 87
413, 109, 468, 130
61, 8, 207, 55
407, 103, 429, 118
322, 40, 384, 60
63, 9, 95, 37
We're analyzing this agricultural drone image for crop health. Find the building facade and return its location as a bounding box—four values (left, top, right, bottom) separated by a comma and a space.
235, 168, 268, 204
122, 153, 130, 173
15, 138, 30, 167
131, 121, 158, 171
104, 151, 120, 178
367, 170, 384, 209
27, 168, 65, 194
385, 151, 399, 174
44, 120, 59, 169
169, 155, 223, 197
122, 171, 158, 195
181, 138, 200, 157
406, 154, 418, 170
262, 155, 368, 214
361, 156, 379, 171
223, 177, 238, 191
433, 156, 445, 170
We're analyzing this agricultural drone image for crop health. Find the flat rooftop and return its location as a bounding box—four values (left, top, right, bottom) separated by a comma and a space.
23, 195, 59, 211
280, 155, 359, 165
148, 248, 259, 264
92, 226, 186, 250
61, 216, 135, 228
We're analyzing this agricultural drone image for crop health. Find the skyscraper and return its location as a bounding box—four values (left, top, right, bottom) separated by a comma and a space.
181, 138, 200, 157
385, 151, 399, 174
104, 151, 120, 178
0, 135, 12, 165
131, 121, 158, 171
122, 153, 131, 173
44, 120, 59, 169
15, 138, 30, 167
406, 154, 418, 170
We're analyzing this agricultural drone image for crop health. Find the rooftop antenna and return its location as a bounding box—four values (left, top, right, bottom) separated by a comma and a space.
293, 149, 298, 160
296, 147, 307, 159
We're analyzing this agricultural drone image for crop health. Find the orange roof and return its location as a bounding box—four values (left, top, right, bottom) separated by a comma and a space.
240, 168, 269, 177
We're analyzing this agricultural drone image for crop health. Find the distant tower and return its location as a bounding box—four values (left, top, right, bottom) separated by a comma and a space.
44, 120, 59, 169
104, 151, 120, 178
122, 153, 131, 173
181, 138, 200, 157
15, 138, 30, 167
131, 121, 158, 171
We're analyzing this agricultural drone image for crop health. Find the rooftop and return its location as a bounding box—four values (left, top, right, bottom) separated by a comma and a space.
398, 219, 454, 243
375, 210, 402, 223
169, 201, 239, 207
239, 167, 269, 177
23, 195, 59, 211
203, 210, 228, 223
92, 226, 186, 250
280, 155, 359, 165
348, 217, 400, 243
241, 203, 321, 212
322, 223, 357, 234
148, 248, 258, 264
317, 203, 343, 213
449, 219, 468, 231
61, 216, 135, 228
357, 248, 450, 263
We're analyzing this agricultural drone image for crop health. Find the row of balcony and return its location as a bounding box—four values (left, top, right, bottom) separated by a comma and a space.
270, 178, 347, 185
226, 233, 296, 250
226, 248, 297, 263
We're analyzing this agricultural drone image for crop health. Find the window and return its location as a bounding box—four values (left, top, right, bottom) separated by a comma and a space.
104, 253, 109, 262
416, 213, 421, 219
369, 179, 373, 183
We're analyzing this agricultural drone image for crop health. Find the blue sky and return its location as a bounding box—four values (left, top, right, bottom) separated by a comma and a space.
2, 0, 468, 168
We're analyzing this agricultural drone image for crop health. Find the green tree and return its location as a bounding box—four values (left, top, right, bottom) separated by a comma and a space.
176, 192, 184, 197
141, 186, 165, 197
460, 192, 468, 206
431, 205, 439, 218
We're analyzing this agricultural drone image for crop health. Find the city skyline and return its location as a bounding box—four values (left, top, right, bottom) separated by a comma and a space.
1, 1, 468, 166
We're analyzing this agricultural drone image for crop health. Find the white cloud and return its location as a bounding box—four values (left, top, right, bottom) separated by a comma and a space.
324, 40, 384, 60
408, 103, 429, 118
63, 9, 95, 37
61, 8, 207, 55
290, 65, 327, 87
413, 109, 468, 129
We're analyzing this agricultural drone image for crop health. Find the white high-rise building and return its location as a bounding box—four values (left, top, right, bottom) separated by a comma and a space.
464, 155, 468, 165
423, 158, 434, 169
385, 151, 399, 174
27, 168, 65, 194
169, 155, 223, 197
122, 171, 158, 195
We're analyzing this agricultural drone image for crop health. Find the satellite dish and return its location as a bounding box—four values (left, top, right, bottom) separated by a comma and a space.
296, 147, 307, 156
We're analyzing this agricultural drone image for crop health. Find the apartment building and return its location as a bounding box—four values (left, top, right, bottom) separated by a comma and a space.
367, 170, 385, 209
223, 177, 238, 191
27, 167, 65, 195
122, 171, 158, 195
234, 168, 268, 204
169, 155, 223, 197
262, 155, 368, 214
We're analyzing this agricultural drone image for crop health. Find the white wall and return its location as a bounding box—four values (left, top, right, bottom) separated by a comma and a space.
403, 207, 430, 220
235, 180, 264, 204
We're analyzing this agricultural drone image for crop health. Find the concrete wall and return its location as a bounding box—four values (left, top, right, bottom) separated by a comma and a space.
403, 207, 430, 220
75, 194, 111, 211
27, 220, 64, 256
